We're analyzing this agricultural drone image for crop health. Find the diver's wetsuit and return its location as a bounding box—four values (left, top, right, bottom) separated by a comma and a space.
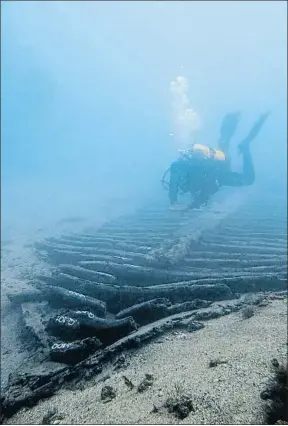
169, 155, 223, 206
169, 147, 254, 207
168, 112, 269, 209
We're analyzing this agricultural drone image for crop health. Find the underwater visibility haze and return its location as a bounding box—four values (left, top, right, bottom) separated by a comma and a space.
1, 0, 287, 236
1, 3, 288, 420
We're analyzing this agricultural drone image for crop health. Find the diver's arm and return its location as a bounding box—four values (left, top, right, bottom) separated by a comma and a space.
169, 158, 193, 205
168, 161, 182, 205
169, 180, 179, 205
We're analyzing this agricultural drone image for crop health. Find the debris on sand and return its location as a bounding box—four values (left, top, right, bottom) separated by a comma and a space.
122, 375, 135, 390
164, 392, 195, 419
50, 337, 102, 365
42, 408, 65, 425
261, 360, 288, 425
208, 358, 228, 368
113, 355, 129, 371
151, 403, 159, 413
137, 373, 154, 393
241, 306, 255, 320
100, 385, 116, 403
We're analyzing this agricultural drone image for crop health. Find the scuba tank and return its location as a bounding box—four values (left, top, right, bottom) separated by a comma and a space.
179, 144, 226, 162
161, 144, 227, 191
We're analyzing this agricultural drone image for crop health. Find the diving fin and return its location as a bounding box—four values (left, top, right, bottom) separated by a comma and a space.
238, 111, 270, 153
218, 111, 241, 153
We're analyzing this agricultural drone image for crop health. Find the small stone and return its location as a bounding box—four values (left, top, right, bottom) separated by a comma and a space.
42, 409, 64, 425
165, 394, 194, 419
260, 390, 270, 400
151, 404, 159, 413
123, 375, 134, 390
101, 385, 116, 402
258, 300, 269, 307
271, 358, 280, 368
241, 306, 255, 319
137, 373, 154, 393
208, 358, 228, 368
186, 321, 204, 333
42, 410, 57, 425
176, 333, 187, 340
113, 355, 128, 370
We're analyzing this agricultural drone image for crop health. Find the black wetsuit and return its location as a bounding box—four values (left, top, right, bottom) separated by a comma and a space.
168, 111, 269, 209
169, 112, 269, 207
169, 145, 255, 208
169, 136, 255, 207
169, 156, 218, 205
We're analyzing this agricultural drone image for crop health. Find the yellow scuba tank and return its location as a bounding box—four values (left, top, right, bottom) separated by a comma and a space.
192, 143, 211, 158
191, 144, 226, 162
213, 148, 226, 162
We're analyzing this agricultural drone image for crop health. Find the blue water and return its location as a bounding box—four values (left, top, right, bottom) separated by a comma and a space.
2, 0, 287, 236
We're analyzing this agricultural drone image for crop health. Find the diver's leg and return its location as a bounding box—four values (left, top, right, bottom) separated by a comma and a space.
218, 111, 241, 156
220, 112, 270, 187
240, 144, 255, 185
244, 145, 255, 184
219, 145, 255, 186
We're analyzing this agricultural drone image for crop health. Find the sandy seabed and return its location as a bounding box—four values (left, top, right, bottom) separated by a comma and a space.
4, 298, 287, 425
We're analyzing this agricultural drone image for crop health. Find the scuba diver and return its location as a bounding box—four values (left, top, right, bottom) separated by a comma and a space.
162, 112, 270, 210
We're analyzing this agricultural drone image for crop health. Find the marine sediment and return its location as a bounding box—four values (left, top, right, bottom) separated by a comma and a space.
1, 190, 287, 420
